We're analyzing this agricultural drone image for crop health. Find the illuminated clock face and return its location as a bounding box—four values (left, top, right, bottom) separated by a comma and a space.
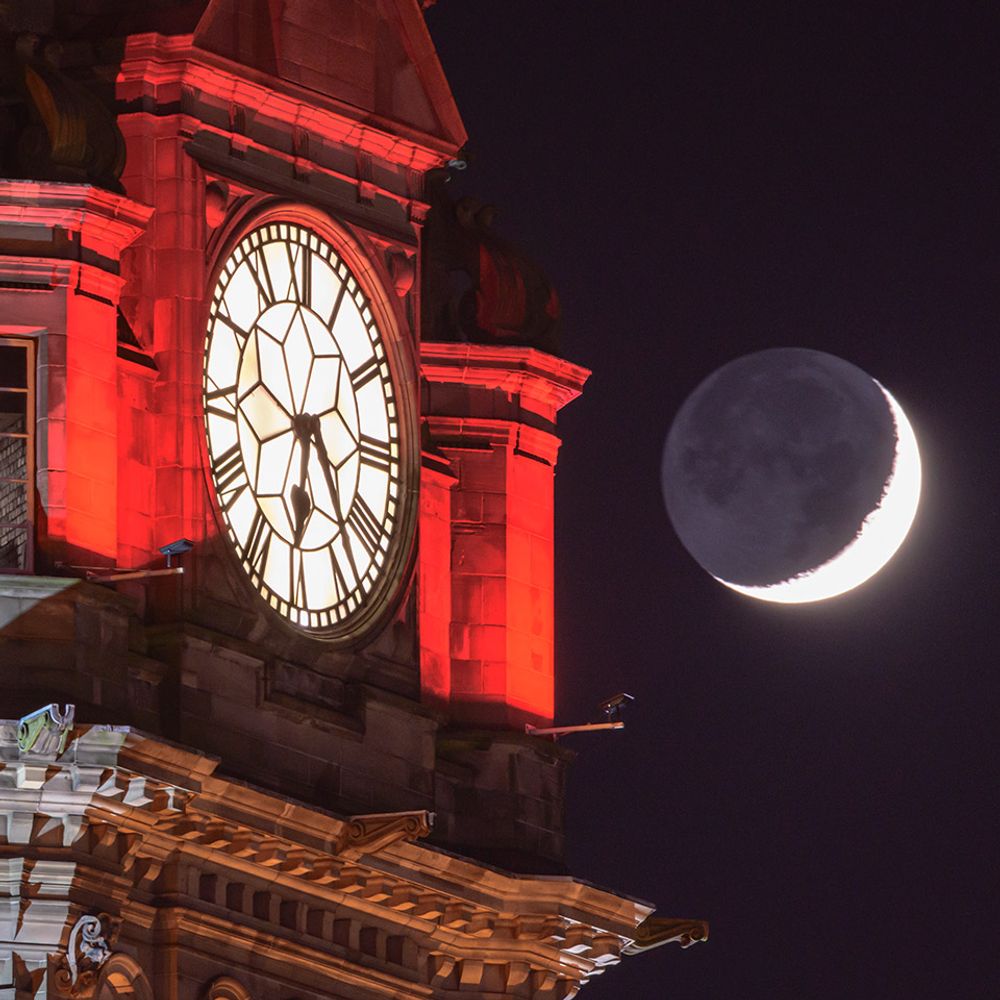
203, 219, 403, 634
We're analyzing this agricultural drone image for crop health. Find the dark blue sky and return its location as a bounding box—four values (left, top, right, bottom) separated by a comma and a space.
427, 4, 997, 998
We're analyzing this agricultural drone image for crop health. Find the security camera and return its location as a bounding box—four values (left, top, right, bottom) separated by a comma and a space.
598, 692, 635, 721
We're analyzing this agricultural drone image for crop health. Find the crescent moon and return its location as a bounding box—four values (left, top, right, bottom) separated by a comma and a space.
717, 383, 921, 603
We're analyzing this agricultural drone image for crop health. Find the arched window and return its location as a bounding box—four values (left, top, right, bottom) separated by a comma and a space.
203, 976, 252, 1000
94, 955, 155, 1000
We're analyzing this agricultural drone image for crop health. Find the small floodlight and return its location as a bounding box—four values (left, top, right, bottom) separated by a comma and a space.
598, 692, 635, 723
525, 693, 637, 741
159, 538, 193, 567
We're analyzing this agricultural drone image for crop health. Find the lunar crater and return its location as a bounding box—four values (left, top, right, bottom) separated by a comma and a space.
663, 348, 917, 598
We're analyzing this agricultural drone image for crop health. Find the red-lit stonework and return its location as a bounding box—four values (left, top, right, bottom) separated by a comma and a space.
421, 344, 589, 728
0, 2, 706, 997
0, 182, 152, 568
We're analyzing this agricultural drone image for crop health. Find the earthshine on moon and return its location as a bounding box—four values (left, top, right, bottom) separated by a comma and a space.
662, 349, 921, 604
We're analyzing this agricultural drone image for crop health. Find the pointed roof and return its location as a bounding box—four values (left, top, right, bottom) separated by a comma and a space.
193, 0, 466, 150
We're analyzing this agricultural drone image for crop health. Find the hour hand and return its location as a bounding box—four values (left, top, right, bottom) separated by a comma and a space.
290, 483, 311, 545
291, 414, 314, 545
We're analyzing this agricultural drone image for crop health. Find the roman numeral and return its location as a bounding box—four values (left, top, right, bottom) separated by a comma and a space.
206, 383, 238, 401
246, 248, 276, 307
287, 241, 311, 306
205, 384, 238, 421
219, 482, 247, 513
346, 495, 382, 556
358, 433, 392, 473
244, 509, 271, 571
330, 546, 349, 602
292, 548, 308, 608
324, 279, 347, 328
349, 356, 380, 391
213, 308, 250, 343
214, 443, 244, 494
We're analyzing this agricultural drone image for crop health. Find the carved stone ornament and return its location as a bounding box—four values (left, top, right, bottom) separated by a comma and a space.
0, 22, 125, 190
421, 169, 561, 352
339, 810, 433, 856
54, 914, 113, 995
17, 703, 75, 756
622, 917, 710, 955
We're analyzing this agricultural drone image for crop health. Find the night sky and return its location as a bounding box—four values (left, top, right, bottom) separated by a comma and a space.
426, 4, 997, 999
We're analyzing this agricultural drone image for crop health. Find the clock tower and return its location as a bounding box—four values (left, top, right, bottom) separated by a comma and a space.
0, 2, 706, 998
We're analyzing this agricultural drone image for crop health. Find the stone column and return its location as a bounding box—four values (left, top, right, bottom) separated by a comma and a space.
420, 343, 589, 729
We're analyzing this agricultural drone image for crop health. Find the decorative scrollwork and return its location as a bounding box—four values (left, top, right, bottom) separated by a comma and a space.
340, 811, 433, 856
622, 917, 709, 955
55, 914, 112, 995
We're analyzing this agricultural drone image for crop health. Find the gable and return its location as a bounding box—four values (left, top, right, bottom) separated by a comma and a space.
193, 0, 466, 149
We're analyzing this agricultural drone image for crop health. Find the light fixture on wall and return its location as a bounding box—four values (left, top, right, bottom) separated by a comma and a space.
525, 692, 635, 740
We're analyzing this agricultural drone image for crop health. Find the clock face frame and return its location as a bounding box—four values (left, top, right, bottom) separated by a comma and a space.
202, 210, 415, 640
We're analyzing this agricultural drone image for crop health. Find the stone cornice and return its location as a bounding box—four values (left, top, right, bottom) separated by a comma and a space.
0, 181, 153, 261
420, 344, 591, 416
118, 33, 457, 173
0, 720, 706, 997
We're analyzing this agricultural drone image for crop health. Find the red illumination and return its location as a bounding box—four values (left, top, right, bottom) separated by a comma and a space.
418, 458, 456, 711
0, 182, 151, 568
420, 344, 589, 727
0, 27, 587, 738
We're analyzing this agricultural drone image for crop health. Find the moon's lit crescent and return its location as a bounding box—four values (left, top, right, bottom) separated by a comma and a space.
717, 383, 921, 603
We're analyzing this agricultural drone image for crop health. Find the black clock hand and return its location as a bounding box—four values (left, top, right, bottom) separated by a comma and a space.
290, 414, 313, 546
309, 414, 361, 584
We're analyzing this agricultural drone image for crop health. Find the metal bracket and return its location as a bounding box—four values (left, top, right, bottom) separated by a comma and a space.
524, 721, 624, 740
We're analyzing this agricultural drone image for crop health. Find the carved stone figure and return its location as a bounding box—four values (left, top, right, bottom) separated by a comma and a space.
0, 11, 125, 190
422, 168, 562, 353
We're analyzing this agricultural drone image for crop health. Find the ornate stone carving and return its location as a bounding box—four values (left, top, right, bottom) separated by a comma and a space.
622, 916, 710, 954
340, 811, 433, 857
1, 721, 689, 997
55, 914, 112, 994
203, 975, 252, 1000
0, 25, 125, 191
422, 170, 561, 352
17, 703, 74, 756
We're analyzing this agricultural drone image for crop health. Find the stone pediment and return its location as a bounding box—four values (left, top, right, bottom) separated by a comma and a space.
192, 0, 466, 149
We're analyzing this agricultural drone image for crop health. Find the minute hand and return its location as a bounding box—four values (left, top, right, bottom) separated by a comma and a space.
309, 415, 361, 584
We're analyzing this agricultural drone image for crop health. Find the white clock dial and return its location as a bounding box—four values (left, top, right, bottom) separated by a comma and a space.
204, 219, 404, 634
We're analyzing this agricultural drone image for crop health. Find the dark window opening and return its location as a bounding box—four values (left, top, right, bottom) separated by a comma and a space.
0, 338, 34, 572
